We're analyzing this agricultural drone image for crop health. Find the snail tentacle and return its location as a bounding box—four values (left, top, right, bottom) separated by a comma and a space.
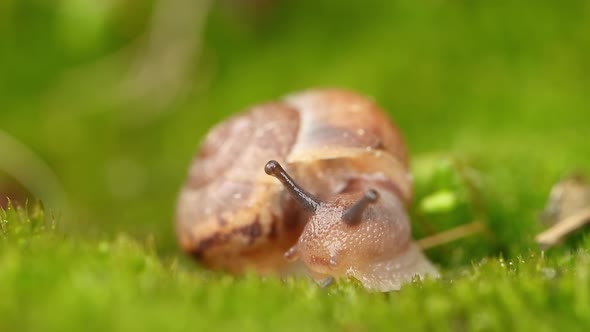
265, 160, 321, 212
342, 189, 379, 225
284, 245, 299, 262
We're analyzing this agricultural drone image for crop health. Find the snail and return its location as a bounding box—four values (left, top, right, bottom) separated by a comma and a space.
176, 89, 439, 291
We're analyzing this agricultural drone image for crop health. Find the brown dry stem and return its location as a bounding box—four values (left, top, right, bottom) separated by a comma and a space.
417, 220, 486, 250
535, 207, 590, 249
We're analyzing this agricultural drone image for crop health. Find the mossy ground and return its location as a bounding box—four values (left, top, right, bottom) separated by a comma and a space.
3, 204, 590, 332
1, 0, 590, 331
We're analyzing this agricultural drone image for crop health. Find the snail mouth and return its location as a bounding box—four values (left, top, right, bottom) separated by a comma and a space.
309, 254, 330, 267
305, 263, 334, 285
304, 254, 342, 276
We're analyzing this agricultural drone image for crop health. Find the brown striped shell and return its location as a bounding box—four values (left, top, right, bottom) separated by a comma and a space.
176, 89, 439, 291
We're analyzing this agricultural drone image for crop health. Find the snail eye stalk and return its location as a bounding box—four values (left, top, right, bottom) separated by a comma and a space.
265, 160, 321, 212
342, 189, 379, 225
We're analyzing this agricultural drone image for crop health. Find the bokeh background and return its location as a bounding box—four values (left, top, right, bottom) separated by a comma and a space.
1, 0, 589, 263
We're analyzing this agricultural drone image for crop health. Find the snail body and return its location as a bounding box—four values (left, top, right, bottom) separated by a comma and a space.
176, 89, 439, 291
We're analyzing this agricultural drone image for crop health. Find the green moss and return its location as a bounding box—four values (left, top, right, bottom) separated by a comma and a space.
1, 205, 590, 331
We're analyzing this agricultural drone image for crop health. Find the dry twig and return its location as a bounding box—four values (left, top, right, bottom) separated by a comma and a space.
535, 207, 590, 249
417, 220, 487, 250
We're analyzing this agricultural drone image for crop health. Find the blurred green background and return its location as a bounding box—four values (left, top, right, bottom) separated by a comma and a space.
1, 0, 589, 262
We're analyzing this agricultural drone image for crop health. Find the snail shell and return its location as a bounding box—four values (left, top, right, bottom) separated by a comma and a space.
176, 89, 439, 291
